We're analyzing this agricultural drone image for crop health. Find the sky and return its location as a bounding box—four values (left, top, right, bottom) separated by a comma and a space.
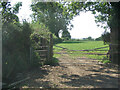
10, 0, 32, 23
69, 11, 105, 39
10, 0, 106, 39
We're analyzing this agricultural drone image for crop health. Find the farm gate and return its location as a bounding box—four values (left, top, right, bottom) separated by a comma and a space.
54, 45, 109, 60
30, 34, 53, 64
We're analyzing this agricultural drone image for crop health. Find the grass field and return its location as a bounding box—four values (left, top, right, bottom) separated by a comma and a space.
53, 41, 110, 63
55, 41, 108, 50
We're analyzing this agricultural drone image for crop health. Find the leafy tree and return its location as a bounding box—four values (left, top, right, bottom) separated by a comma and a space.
2, 21, 33, 82
30, 22, 51, 49
60, 2, 120, 64
30, 1, 120, 64
1, 2, 34, 82
101, 31, 110, 45
87, 36, 94, 41
82, 36, 94, 41
62, 30, 71, 41
31, 2, 73, 38
1, 1, 22, 24
95, 36, 102, 41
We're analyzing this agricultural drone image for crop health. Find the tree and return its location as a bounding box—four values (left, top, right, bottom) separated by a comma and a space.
31, 2, 73, 38
60, 2, 120, 65
31, 1, 120, 64
1, 1, 22, 24
1, 2, 34, 82
95, 36, 102, 41
108, 2, 120, 64
101, 31, 110, 45
87, 36, 94, 41
62, 30, 71, 40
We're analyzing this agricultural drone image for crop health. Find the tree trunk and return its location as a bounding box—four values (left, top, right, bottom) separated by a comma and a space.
109, 2, 120, 65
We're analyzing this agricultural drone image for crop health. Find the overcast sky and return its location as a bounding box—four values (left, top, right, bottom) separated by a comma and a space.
10, 0, 106, 39
10, 0, 32, 23
69, 11, 105, 39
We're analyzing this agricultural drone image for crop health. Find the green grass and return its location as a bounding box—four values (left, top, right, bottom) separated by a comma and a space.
56, 41, 108, 50
53, 46, 63, 58
54, 41, 111, 63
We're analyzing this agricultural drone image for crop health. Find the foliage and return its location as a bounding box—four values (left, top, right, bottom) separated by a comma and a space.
2, 22, 32, 80
30, 50, 41, 67
0, 1, 22, 23
30, 21, 62, 45
52, 34, 63, 44
30, 22, 51, 49
64, 2, 113, 30
62, 30, 71, 41
95, 31, 110, 44
60, 2, 120, 64
103, 60, 111, 64
101, 31, 110, 45
1, 1, 43, 80
87, 36, 94, 41
1, 2, 35, 82
95, 36, 102, 41
45, 57, 59, 66
102, 56, 111, 64
31, 2, 73, 38
30, 22, 52, 66
82, 36, 94, 41
30, 22, 61, 66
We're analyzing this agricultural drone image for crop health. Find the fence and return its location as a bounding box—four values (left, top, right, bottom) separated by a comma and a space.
30, 34, 53, 65
54, 45, 109, 60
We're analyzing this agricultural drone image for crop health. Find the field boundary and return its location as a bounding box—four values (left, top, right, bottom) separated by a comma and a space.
55, 45, 109, 51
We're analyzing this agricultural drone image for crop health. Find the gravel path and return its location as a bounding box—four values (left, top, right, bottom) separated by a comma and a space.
16, 50, 119, 88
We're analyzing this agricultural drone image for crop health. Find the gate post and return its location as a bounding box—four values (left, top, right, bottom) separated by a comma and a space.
109, 2, 120, 65
30, 47, 33, 65
48, 34, 53, 61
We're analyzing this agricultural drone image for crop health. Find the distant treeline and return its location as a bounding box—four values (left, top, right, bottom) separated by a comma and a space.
63, 32, 110, 45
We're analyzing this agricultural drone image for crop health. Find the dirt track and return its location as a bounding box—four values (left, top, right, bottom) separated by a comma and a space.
16, 50, 119, 88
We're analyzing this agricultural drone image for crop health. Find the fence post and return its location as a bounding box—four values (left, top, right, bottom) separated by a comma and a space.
30, 47, 32, 65
48, 34, 53, 61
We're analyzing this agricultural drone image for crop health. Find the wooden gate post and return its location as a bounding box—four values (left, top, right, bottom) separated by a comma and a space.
30, 47, 33, 65
48, 34, 53, 61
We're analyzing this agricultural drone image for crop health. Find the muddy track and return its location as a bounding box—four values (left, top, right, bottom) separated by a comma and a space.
16, 50, 119, 88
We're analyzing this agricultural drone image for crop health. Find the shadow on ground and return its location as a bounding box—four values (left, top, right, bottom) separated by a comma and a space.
59, 62, 119, 88
14, 66, 52, 88
86, 64, 119, 74
11, 57, 60, 88
60, 73, 118, 88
